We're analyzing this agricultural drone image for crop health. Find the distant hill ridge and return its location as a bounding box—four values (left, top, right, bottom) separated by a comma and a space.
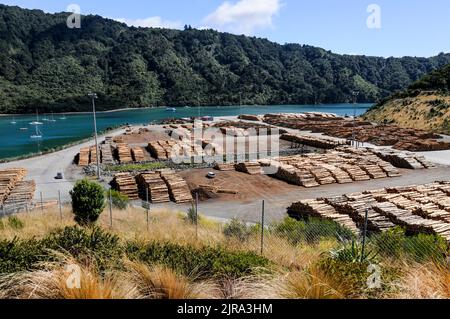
364, 64, 450, 134
1, 4, 450, 113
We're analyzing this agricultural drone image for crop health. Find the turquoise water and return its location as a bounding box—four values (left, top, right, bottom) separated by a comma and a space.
0, 104, 370, 160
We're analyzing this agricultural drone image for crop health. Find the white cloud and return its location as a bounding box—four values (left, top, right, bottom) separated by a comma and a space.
115, 16, 182, 29
203, 0, 281, 35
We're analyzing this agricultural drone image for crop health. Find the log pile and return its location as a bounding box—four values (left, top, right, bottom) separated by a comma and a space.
2, 180, 36, 210
264, 113, 450, 152
372, 149, 428, 169
101, 144, 115, 165
116, 144, 133, 164
288, 199, 360, 234
274, 164, 319, 188
341, 164, 371, 181
136, 172, 170, 203
131, 147, 146, 162
0, 168, 27, 205
160, 170, 193, 204
148, 141, 168, 160
111, 173, 139, 199
238, 114, 261, 121
281, 133, 346, 149
89, 146, 99, 165
294, 182, 450, 241
214, 163, 236, 171
78, 147, 90, 166
235, 162, 263, 175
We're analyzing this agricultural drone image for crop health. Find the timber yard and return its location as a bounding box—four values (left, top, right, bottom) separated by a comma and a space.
1, 111, 450, 243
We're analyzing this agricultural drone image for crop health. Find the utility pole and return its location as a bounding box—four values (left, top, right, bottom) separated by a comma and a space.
88, 93, 100, 180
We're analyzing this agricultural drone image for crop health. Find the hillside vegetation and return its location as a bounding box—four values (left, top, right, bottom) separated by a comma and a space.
365, 64, 450, 134
2, 4, 450, 113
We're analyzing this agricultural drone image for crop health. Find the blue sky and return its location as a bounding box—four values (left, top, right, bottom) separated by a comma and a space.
1, 0, 449, 58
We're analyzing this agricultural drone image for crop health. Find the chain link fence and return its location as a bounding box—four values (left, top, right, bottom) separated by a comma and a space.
1, 191, 448, 266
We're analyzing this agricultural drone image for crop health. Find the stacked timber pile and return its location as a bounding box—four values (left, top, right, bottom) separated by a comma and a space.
288, 199, 360, 234
214, 163, 236, 171
0, 168, 27, 205
136, 172, 170, 203
235, 162, 263, 175
281, 133, 346, 149
131, 147, 146, 162
2, 180, 36, 210
148, 141, 168, 160
101, 144, 115, 165
341, 164, 371, 181
372, 202, 450, 241
111, 173, 139, 200
366, 149, 430, 170
360, 164, 387, 179
116, 144, 133, 164
238, 114, 261, 121
275, 164, 319, 188
78, 147, 90, 166
160, 170, 193, 204
319, 164, 353, 184
89, 146, 99, 165
309, 166, 336, 185
325, 194, 396, 232
264, 113, 449, 152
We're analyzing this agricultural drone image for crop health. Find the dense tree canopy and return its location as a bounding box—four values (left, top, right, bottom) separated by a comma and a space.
1, 4, 450, 114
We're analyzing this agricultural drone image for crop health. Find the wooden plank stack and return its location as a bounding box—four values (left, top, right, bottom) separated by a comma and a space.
0, 168, 27, 204
235, 162, 263, 175
111, 173, 139, 200
116, 143, 133, 164
281, 133, 345, 150
78, 147, 90, 166
2, 180, 36, 210
101, 144, 115, 165
288, 199, 360, 234
136, 172, 170, 203
131, 147, 146, 162
160, 170, 193, 204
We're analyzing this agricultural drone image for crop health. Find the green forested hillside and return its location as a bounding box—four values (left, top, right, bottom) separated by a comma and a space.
1, 4, 450, 113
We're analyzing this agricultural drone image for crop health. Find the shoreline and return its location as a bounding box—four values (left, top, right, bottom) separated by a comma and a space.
0, 103, 374, 117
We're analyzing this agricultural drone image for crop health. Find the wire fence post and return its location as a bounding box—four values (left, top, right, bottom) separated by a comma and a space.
40, 192, 44, 212
109, 189, 113, 228
146, 187, 149, 231
361, 208, 369, 262
195, 192, 199, 240
261, 200, 265, 255
58, 190, 62, 221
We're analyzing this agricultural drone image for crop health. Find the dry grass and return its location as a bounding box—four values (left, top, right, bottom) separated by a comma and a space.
277, 264, 351, 299
121, 261, 209, 299
0, 255, 126, 299
393, 262, 450, 299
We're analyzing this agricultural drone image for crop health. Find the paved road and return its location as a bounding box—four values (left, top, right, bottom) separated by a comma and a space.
0, 128, 128, 201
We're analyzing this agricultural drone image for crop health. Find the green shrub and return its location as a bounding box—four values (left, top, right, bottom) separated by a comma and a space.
108, 190, 129, 210
7, 216, 24, 230
271, 217, 354, 245
0, 237, 45, 273
370, 227, 447, 262
70, 179, 105, 225
42, 226, 123, 270
223, 218, 257, 242
330, 240, 378, 263
125, 241, 269, 279
0, 226, 123, 274
185, 204, 199, 225
0, 219, 4, 230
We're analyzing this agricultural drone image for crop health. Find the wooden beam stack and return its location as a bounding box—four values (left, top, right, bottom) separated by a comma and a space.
2, 180, 36, 210
78, 147, 90, 166
116, 143, 133, 164
288, 199, 360, 235
136, 172, 170, 203
112, 173, 139, 199
131, 147, 145, 162
160, 170, 193, 204
235, 162, 264, 175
